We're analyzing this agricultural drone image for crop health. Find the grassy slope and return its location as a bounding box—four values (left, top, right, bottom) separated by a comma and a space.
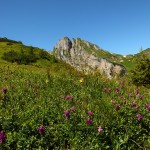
0, 39, 150, 149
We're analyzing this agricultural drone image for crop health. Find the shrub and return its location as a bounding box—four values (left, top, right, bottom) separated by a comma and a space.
130, 55, 150, 86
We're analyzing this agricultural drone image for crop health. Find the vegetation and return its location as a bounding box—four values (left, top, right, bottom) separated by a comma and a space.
0, 38, 150, 149
130, 54, 150, 86
0, 40, 57, 65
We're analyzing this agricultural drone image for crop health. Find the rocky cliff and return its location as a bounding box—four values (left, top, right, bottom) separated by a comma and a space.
53, 37, 126, 78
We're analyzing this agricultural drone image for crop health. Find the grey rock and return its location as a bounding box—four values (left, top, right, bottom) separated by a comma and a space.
54, 37, 126, 78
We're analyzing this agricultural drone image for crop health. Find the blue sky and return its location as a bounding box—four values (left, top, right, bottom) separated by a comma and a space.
1, 0, 150, 55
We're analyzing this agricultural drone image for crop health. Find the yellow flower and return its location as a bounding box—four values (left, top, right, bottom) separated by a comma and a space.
79, 78, 84, 83
46, 79, 49, 84
85, 72, 88, 75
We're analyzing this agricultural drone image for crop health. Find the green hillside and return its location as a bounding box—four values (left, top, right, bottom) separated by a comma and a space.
0, 38, 150, 149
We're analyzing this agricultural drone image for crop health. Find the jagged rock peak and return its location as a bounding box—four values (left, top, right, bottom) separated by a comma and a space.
55, 37, 72, 51
54, 37, 126, 78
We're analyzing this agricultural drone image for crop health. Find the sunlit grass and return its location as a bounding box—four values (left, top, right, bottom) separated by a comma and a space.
0, 63, 149, 149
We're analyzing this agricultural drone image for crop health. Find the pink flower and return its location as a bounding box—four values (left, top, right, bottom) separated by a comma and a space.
128, 93, 132, 97
0, 131, 6, 144
131, 102, 136, 107
135, 89, 139, 95
98, 126, 103, 133
38, 125, 45, 134
108, 88, 111, 93
88, 110, 93, 116
145, 104, 150, 111
64, 110, 70, 118
104, 88, 107, 93
135, 106, 139, 112
115, 104, 120, 111
137, 114, 143, 120
65, 95, 73, 100
119, 81, 124, 86
86, 118, 92, 124
2, 87, 7, 94
147, 105, 150, 111
71, 107, 76, 112
111, 100, 115, 105
139, 95, 143, 100
116, 87, 120, 92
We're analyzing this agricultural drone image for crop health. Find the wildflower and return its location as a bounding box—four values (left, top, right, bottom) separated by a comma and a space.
85, 72, 88, 75
115, 104, 120, 111
88, 110, 93, 116
111, 100, 115, 105
79, 78, 84, 83
38, 125, 45, 134
135, 106, 139, 112
131, 102, 136, 107
86, 118, 92, 124
147, 105, 150, 111
139, 95, 143, 100
45, 79, 49, 84
145, 104, 150, 111
135, 89, 139, 95
116, 87, 120, 92
2, 87, 7, 94
0, 131, 6, 144
98, 126, 103, 133
128, 93, 132, 97
119, 81, 124, 86
71, 107, 76, 112
137, 114, 143, 120
104, 88, 107, 93
120, 96, 123, 99
64, 110, 70, 118
65, 95, 73, 100
108, 88, 111, 93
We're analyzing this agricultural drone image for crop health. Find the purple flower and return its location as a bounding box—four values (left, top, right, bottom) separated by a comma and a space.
108, 88, 111, 93
71, 107, 76, 112
0, 131, 6, 144
64, 110, 70, 118
145, 104, 150, 111
111, 100, 115, 105
2, 87, 7, 94
115, 104, 120, 111
147, 105, 150, 111
137, 114, 143, 120
98, 126, 103, 133
131, 102, 136, 107
135, 89, 139, 95
139, 95, 143, 100
65, 95, 73, 100
128, 93, 132, 97
135, 106, 139, 112
104, 88, 107, 93
120, 96, 123, 99
86, 118, 92, 124
119, 81, 124, 86
116, 87, 120, 92
88, 110, 93, 116
38, 125, 45, 134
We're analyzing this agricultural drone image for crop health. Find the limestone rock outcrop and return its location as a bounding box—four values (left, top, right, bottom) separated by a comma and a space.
54, 37, 126, 78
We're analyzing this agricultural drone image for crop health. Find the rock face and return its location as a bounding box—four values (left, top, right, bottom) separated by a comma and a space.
54, 37, 126, 78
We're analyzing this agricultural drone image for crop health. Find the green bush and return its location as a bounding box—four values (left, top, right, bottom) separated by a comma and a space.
130, 55, 150, 86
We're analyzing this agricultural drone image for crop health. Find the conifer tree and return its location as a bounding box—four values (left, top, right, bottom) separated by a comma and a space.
130, 54, 150, 86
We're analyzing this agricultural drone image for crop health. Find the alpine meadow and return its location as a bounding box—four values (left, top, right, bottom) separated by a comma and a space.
0, 37, 150, 149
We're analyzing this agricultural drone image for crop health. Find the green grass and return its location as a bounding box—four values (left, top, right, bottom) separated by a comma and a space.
0, 63, 150, 149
